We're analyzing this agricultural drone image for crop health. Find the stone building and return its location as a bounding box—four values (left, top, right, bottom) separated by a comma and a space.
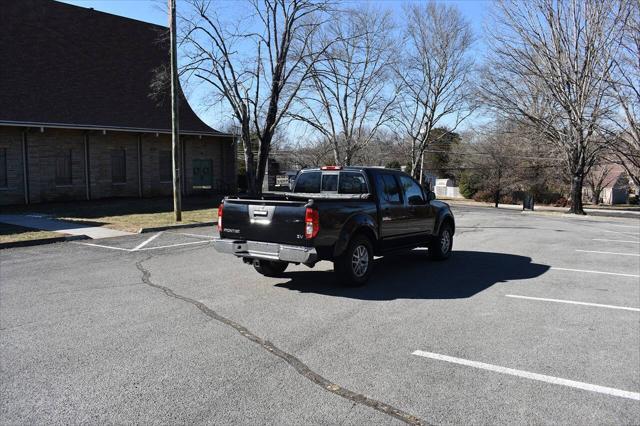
0, 0, 235, 206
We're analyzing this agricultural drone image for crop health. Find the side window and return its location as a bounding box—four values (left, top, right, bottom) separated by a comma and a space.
375, 174, 401, 204
399, 175, 425, 205
321, 173, 338, 192
339, 172, 368, 194
294, 172, 321, 193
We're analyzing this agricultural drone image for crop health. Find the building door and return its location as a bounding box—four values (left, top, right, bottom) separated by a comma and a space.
192, 159, 213, 189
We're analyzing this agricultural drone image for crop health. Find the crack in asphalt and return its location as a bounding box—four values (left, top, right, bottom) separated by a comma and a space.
135, 257, 428, 425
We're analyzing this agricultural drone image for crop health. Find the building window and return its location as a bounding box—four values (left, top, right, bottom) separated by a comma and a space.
0, 148, 7, 188
111, 149, 126, 184
159, 150, 172, 183
55, 149, 73, 186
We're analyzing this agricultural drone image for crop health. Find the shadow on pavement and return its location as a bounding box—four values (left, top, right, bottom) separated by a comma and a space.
275, 250, 550, 300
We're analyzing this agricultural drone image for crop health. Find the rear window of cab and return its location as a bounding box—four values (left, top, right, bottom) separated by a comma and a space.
293, 171, 368, 194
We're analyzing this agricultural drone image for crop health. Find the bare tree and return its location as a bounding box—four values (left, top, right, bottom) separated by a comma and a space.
291, 7, 397, 165
462, 124, 522, 207
481, 0, 629, 214
608, 0, 640, 186
585, 164, 615, 205
179, 0, 331, 195
394, 1, 475, 181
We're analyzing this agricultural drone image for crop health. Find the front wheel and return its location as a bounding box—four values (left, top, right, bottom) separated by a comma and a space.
253, 260, 288, 277
429, 223, 453, 260
334, 234, 374, 286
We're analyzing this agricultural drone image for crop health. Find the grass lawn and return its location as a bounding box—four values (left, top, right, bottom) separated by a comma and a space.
0, 223, 62, 244
2, 196, 220, 234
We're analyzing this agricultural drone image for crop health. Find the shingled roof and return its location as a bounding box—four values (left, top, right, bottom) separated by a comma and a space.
0, 0, 223, 136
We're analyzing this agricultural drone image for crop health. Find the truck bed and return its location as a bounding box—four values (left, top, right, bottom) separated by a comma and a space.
220, 193, 375, 247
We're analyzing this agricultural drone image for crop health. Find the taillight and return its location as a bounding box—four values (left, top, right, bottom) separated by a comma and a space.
304, 207, 319, 239
321, 165, 342, 170
217, 202, 223, 232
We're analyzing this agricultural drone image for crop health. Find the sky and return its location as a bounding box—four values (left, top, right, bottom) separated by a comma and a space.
58, 0, 491, 132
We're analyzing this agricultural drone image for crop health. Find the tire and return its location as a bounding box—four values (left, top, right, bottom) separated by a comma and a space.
429, 222, 453, 260
253, 259, 288, 277
334, 234, 374, 286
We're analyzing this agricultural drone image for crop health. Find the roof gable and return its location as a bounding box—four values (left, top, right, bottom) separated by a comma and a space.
0, 0, 222, 135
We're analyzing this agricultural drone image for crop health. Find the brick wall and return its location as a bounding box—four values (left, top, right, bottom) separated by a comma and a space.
141, 134, 172, 197
88, 131, 140, 199
0, 126, 236, 205
26, 128, 87, 203
0, 127, 26, 205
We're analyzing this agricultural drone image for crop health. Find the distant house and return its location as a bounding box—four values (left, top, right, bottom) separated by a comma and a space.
583, 165, 630, 205
0, 0, 236, 206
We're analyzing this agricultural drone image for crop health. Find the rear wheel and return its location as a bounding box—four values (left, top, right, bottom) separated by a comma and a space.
334, 234, 374, 286
429, 222, 453, 260
253, 260, 288, 277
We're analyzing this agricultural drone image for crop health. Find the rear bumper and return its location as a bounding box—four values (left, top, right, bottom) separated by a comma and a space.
213, 238, 318, 264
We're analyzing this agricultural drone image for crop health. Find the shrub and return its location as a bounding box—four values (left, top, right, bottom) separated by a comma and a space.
472, 189, 494, 202
554, 196, 569, 207
500, 194, 518, 205
385, 160, 402, 170
458, 172, 481, 199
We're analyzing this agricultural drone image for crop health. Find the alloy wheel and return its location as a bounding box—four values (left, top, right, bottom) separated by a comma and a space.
351, 245, 369, 278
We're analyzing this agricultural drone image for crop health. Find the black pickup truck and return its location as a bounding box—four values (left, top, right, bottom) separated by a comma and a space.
213, 166, 455, 285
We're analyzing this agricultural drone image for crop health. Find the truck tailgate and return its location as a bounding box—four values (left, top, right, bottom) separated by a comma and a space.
221, 199, 310, 246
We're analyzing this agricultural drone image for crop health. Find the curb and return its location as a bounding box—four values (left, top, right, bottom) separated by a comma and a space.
0, 234, 89, 250
138, 222, 215, 233
448, 201, 640, 219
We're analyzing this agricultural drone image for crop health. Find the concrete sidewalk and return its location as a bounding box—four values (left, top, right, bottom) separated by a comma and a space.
0, 214, 133, 239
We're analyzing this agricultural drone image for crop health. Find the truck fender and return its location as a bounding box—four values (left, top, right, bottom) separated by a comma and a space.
333, 214, 378, 258
433, 210, 455, 236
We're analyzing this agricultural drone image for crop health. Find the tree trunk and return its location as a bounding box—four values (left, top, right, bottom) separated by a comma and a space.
242, 128, 256, 196
494, 189, 500, 208
568, 174, 586, 214
411, 156, 421, 180
253, 135, 271, 197
332, 142, 340, 166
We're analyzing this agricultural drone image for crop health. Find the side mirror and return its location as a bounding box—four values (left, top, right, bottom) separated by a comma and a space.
426, 191, 436, 202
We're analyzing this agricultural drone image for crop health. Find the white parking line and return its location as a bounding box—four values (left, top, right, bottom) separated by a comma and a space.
412, 350, 640, 401
575, 249, 640, 257
175, 232, 216, 239
599, 229, 640, 238
605, 223, 640, 229
74, 239, 211, 252
73, 242, 132, 251
132, 232, 162, 251
135, 240, 211, 251
593, 239, 640, 244
506, 294, 640, 312
551, 267, 640, 278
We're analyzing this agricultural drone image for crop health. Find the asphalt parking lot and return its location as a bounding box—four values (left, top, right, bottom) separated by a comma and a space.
1, 205, 638, 424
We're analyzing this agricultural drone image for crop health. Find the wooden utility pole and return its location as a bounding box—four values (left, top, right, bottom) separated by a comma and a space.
169, 0, 182, 221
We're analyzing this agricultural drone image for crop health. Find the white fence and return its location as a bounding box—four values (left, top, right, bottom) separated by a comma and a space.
434, 178, 462, 199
